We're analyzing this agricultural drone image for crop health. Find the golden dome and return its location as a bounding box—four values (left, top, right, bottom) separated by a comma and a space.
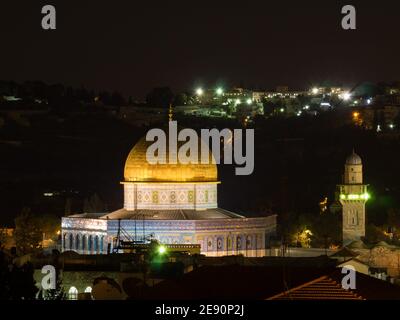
124, 137, 218, 182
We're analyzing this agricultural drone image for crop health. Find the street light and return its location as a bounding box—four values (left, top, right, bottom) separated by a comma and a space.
158, 245, 166, 255
196, 88, 204, 96
312, 87, 319, 95
246, 98, 252, 105
342, 92, 351, 101
216, 88, 223, 96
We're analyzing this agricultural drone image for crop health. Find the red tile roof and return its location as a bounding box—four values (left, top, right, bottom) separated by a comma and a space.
267, 276, 363, 300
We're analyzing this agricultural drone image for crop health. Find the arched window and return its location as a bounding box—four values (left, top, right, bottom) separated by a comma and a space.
68, 287, 78, 300
75, 234, 80, 251
69, 234, 74, 250
94, 235, 99, 253
88, 235, 93, 253
246, 236, 252, 249
63, 233, 67, 249
84, 286, 92, 293
82, 235, 87, 252
100, 236, 104, 253
217, 237, 223, 250
237, 236, 242, 250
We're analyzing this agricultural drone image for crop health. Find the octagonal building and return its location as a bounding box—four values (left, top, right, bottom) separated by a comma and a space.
61, 136, 277, 257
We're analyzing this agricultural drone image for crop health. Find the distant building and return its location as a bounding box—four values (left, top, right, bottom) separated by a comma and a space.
353, 105, 400, 131
276, 86, 289, 93
309, 86, 347, 96
118, 106, 166, 126
224, 88, 252, 104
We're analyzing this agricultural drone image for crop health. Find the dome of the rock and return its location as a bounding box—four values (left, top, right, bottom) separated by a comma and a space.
124, 137, 218, 182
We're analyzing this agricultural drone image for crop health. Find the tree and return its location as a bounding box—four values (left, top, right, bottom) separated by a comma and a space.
110, 91, 126, 106
14, 208, 43, 255
38, 215, 60, 240
388, 208, 400, 228
311, 212, 341, 248
365, 223, 386, 243
0, 250, 38, 300
14, 209, 59, 255
98, 91, 112, 105
146, 87, 174, 108
37, 270, 66, 300
7, 262, 38, 300
173, 93, 188, 106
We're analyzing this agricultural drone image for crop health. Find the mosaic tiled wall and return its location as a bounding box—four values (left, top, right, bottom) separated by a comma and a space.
123, 183, 218, 210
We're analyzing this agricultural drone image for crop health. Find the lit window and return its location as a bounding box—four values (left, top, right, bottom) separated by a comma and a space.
84, 287, 92, 293
68, 287, 78, 300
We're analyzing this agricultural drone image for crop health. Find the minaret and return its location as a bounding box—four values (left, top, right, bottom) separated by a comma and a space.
338, 150, 369, 245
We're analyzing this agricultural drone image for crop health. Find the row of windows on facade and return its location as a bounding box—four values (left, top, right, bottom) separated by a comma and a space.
206, 235, 256, 251
134, 190, 213, 204
63, 233, 105, 252
68, 286, 92, 300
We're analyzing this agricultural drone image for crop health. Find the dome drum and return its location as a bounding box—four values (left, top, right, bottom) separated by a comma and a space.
122, 136, 220, 211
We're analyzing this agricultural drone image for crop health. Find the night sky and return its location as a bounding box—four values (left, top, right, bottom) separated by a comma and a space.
1, 0, 400, 98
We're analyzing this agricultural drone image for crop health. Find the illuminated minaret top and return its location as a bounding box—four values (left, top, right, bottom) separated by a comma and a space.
344, 149, 363, 184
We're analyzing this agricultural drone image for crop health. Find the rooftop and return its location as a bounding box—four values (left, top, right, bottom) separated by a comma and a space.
69, 208, 246, 220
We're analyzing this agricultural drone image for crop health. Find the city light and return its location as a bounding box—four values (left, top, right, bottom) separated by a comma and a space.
246, 98, 252, 105
311, 87, 319, 95
303, 105, 310, 110
235, 99, 241, 105
216, 88, 223, 96
280, 108, 285, 113
196, 88, 204, 96
158, 245, 167, 254
342, 92, 351, 101
389, 124, 395, 129
304, 229, 313, 236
